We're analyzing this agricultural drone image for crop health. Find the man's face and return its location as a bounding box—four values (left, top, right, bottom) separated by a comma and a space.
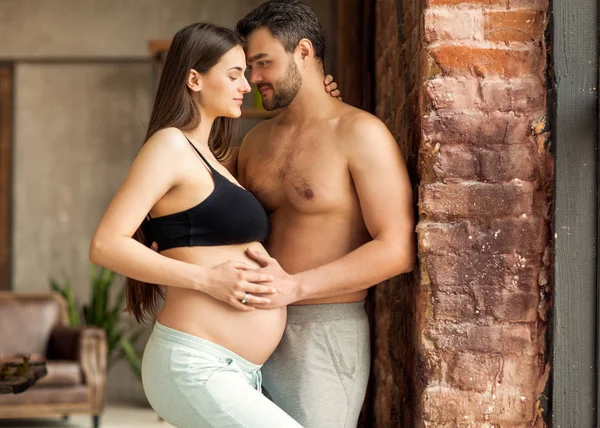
245, 28, 302, 111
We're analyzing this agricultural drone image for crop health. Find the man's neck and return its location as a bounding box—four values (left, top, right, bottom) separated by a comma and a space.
280, 73, 339, 125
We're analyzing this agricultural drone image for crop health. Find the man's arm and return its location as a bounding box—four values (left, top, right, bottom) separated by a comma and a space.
248, 113, 416, 305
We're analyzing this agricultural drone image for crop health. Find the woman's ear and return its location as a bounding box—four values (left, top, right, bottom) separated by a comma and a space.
186, 69, 203, 92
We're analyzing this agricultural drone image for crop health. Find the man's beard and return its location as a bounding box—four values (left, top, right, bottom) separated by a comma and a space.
259, 58, 302, 111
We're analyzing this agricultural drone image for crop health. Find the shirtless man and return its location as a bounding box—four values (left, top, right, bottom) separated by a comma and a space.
234, 1, 416, 426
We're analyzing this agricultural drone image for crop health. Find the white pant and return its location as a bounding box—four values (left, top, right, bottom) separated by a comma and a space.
142, 321, 302, 428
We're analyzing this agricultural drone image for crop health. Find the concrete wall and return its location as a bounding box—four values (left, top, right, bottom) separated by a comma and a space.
3, 0, 332, 405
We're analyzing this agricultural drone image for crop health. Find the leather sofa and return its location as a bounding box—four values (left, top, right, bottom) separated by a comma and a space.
0, 292, 107, 427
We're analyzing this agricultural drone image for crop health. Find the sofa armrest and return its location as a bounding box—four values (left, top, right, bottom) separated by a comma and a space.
80, 328, 107, 413
48, 326, 107, 413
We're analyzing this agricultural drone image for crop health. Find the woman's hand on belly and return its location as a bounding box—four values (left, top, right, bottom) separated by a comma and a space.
151, 241, 277, 311
203, 260, 279, 311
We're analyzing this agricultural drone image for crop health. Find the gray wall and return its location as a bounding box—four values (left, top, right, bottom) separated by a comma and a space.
3, 0, 332, 405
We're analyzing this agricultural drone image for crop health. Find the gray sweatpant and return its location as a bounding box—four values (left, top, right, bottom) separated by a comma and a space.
262, 301, 371, 428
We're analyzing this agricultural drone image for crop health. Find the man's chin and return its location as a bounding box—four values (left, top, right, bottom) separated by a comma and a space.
261, 99, 277, 111
260, 95, 272, 111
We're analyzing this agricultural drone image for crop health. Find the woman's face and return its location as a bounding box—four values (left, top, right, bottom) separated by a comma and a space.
197, 45, 251, 118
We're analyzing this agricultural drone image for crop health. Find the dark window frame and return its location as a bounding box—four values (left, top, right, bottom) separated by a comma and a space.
551, 0, 599, 425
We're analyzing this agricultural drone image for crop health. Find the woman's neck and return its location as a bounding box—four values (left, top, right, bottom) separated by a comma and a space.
184, 112, 215, 148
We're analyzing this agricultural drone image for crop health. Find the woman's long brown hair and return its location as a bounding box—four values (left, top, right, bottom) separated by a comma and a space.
125, 23, 242, 323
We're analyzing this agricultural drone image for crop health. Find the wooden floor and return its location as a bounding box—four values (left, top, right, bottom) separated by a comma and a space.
0, 405, 175, 428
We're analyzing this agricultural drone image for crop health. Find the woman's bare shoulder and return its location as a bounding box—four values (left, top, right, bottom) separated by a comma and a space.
141, 127, 189, 155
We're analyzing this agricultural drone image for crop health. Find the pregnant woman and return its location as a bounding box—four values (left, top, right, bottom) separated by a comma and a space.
89, 22, 337, 427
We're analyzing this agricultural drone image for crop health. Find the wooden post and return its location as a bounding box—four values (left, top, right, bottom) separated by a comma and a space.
0, 65, 12, 291
334, 0, 375, 112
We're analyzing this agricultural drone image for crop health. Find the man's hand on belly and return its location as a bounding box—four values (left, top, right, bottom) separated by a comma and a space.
245, 249, 300, 309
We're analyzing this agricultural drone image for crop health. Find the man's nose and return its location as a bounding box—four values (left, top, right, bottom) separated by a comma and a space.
248, 68, 261, 84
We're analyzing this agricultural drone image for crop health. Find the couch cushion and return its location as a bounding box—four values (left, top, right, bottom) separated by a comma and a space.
0, 294, 65, 357
0, 385, 88, 405
0, 353, 45, 364
36, 360, 82, 387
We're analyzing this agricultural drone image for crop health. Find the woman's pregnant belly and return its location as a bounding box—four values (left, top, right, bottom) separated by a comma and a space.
156, 241, 286, 365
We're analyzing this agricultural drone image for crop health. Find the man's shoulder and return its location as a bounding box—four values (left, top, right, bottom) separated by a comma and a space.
335, 106, 390, 145
243, 117, 276, 146
238, 117, 277, 165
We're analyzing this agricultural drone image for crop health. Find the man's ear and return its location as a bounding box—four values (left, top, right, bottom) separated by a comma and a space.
297, 38, 314, 61
186, 69, 203, 92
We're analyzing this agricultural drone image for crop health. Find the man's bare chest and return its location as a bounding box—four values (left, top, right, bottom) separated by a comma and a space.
244, 135, 351, 214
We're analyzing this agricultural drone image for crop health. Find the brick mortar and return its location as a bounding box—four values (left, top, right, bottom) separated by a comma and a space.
426, 40, 541, 50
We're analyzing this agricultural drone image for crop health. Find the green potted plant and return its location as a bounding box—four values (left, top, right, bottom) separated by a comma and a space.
49, 265, 143, 380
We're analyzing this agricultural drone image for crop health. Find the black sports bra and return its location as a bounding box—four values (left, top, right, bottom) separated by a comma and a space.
144, 137, 269, 250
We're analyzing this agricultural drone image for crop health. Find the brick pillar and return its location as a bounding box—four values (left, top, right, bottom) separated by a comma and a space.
416, 0, 553, 426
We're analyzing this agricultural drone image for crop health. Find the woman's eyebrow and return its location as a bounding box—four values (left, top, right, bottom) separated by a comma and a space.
228, 66, 244, 71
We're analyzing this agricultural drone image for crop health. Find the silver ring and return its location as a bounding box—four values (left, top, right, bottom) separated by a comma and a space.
241, 293, 249, 304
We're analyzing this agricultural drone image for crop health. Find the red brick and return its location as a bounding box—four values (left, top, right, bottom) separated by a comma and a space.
480, 77, 545, 112
427, 0, 504, 4
426, 0, 548, 8
423, 387, 537, 424
424, 420, 545, 428
434, 292, 478, 321
424, 76, 545, 113
420, 181, 538, 219
417, 217, 547, 255
421, 351, 549, 395
431, 143, 543, 181
488, 291, 539, 321
428, 45, 544, 78
424, 76, 480, 110
501, 354, 549, 392
431, 256, 529, 290
423, 322, 543, 355
434, 290, 539, 322
431, 143, 481, 178
484, 10, 546, 42
424, 9, 483, 43
420, 350, 444, 383
422, 111, 545, 145
425, 252, 541, 293
447, 352, 502, 393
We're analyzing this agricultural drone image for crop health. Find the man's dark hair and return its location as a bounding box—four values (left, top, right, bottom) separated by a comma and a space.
236, 0, 326, 66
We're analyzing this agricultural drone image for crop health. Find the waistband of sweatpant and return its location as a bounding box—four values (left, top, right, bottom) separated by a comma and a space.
285, 301, 367, 324
152, 321, 261, 372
